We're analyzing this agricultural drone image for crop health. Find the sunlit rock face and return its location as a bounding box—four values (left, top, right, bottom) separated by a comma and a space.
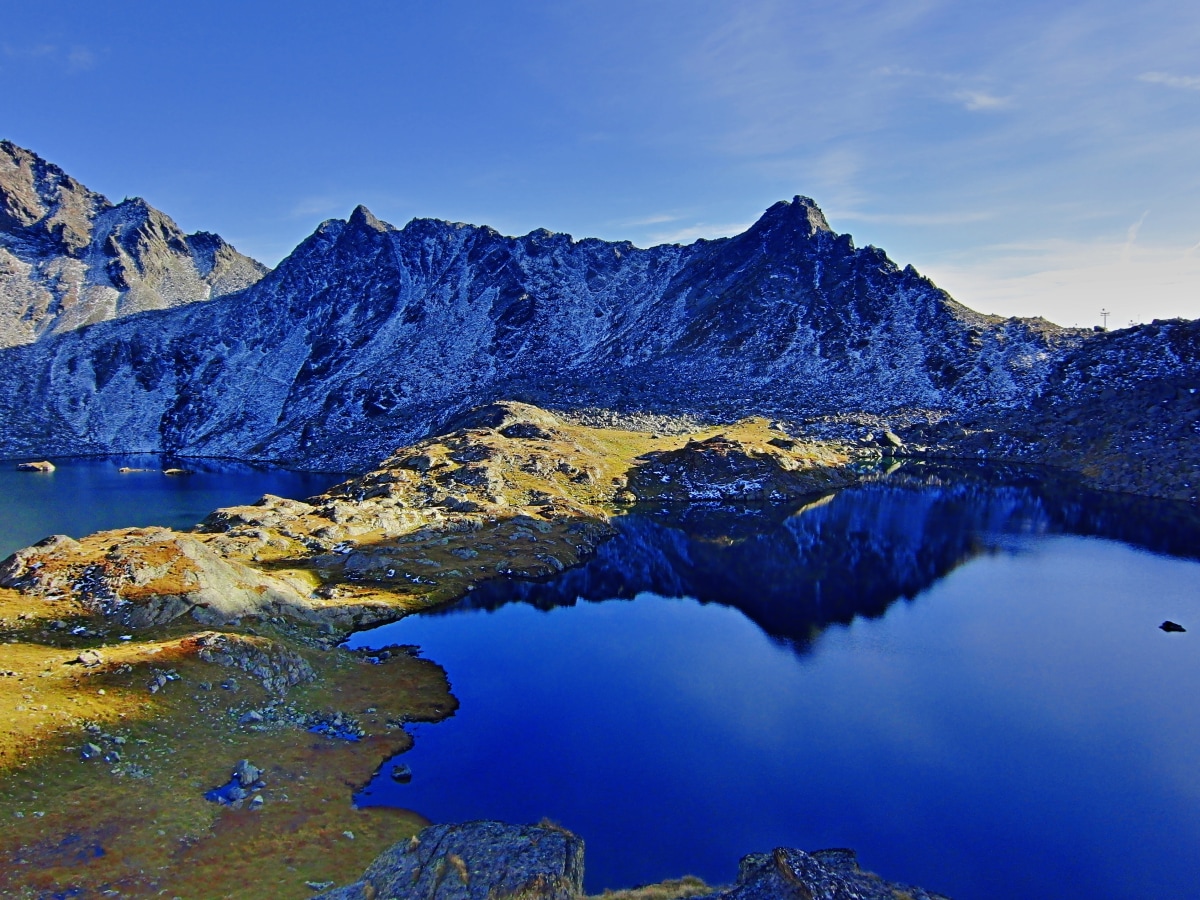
0, 168, 1098, 469
0, 141, 267, 349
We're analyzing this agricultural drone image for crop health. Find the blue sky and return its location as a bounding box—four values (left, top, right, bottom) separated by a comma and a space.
3, 0, 1198, 327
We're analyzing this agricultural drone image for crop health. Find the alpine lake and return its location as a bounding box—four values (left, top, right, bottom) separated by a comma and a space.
4, 457, 1199, 900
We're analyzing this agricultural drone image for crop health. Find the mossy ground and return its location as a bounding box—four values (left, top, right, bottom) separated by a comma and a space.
0, 591, 454, 898
589, 875, 713, 900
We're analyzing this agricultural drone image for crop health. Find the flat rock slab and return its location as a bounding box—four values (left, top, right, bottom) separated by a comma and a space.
314, 820, 584, 900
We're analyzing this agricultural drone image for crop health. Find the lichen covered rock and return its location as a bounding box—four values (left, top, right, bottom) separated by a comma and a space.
315, 820, 585, 900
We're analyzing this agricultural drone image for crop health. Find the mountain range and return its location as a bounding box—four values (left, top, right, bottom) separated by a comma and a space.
0, 141, 1195, 499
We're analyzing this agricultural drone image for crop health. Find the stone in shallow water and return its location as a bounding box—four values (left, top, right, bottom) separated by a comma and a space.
390, 762, 412, 783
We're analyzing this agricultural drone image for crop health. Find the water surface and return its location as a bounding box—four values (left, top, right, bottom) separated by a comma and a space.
0, 455, 341, 558
351, 470, 1200, 899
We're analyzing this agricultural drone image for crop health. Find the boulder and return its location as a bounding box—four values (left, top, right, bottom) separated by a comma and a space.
15, 460, 55, 472
314, 821, 584, 900
316, 823, 952, 900
701, 847, 951, 900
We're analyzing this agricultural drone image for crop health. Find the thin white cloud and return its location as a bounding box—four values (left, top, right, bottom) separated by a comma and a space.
1, 43, 57, 59
833, 208, 995, 227
920, 237, 1200, 327
624, 213, 681, 227
1122, 210, 1149, 260
649, 221, 754, 245
953, 90, 1012, 111
288, 196, 349, 219
2, 42, 99, 73
67, 47, 96, 72
877, 65, 984, 85
1139, 71, 1200, 92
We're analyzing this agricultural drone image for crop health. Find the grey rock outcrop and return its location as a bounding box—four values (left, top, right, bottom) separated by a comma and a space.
314, 821, 584, 900
316, 822, 949, 900
0, 140, 267, 348
0, 527, 318, 628
701, 847, 950, 900
908, 318, 1200, 502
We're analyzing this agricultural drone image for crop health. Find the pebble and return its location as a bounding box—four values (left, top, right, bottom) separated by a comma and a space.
76, 649, 103, 668
233, 759, 263, 786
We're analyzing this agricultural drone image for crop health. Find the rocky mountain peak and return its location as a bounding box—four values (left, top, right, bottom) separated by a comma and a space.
749, 195, 833, 239
348, 204, 387, 233
0, 139, 107, 255
0, 141, 267, 348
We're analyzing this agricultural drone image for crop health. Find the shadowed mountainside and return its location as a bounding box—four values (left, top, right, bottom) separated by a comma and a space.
0, 154, 1081, 468
1, 141, 1196, 502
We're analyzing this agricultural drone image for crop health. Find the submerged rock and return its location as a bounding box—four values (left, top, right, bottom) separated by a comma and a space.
390, 762, 412, 783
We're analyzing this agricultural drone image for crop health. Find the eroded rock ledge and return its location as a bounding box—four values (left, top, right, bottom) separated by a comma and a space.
315, 821, 950, 900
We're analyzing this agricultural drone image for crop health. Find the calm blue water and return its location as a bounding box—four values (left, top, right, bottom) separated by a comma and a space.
349, 474, 1200, 899
0, 455, 342, 559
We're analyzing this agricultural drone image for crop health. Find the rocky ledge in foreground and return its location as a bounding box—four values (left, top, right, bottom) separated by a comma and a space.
315, 820, 950, 900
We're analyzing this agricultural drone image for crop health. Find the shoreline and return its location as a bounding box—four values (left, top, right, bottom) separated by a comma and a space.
2, 399, 1197, 897
0, 403, 858, 897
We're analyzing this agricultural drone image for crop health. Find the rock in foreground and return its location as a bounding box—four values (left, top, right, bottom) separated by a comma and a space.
318, 821, 950, 900
315, 821, 585, 900
706, 847, 950, 900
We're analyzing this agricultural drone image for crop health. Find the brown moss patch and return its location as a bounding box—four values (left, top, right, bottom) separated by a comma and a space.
590, 875, 714, 900
0, 606, 456, 899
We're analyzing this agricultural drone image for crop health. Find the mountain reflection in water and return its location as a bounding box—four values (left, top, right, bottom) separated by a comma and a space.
426, 463, 1200, 652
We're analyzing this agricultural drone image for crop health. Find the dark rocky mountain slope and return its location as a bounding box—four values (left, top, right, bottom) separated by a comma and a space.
0, 184, 1091, 469
0, 141, 267, 348
0, 142, 1195, 498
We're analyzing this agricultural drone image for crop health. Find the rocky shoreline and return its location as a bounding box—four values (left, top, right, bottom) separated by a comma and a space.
1, 398, 1197, 896
0, 402, 864, 898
